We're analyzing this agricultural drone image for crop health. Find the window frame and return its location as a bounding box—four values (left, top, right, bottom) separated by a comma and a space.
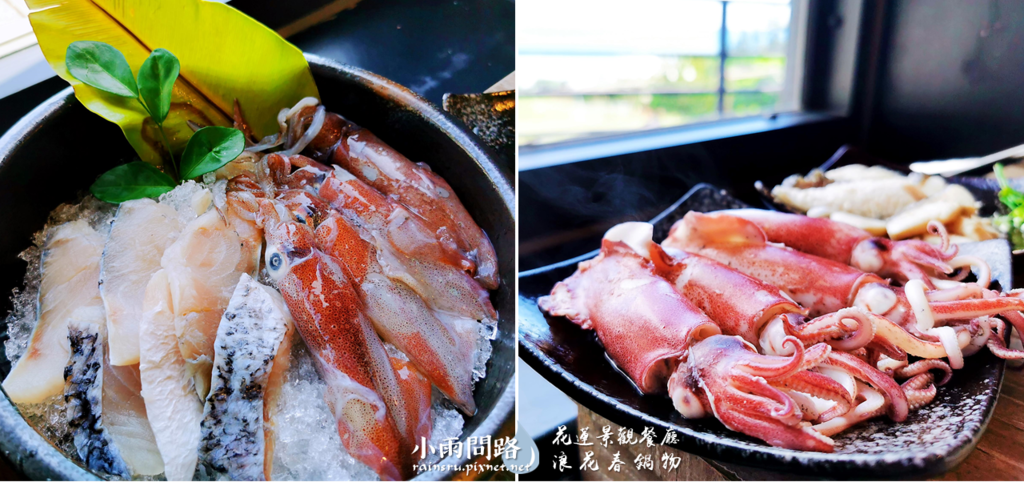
518, 0, 872, 170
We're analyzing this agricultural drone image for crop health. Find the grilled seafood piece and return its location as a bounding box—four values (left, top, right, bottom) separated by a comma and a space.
613, 222, 900, 428
716, 209, 967, 288
665, 211, 1024, 369
293, 108, 500, 289
259, 198, 427, 480
669, 335, 836, 452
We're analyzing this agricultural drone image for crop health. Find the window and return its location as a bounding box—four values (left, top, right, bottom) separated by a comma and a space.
518, 0, 802, 146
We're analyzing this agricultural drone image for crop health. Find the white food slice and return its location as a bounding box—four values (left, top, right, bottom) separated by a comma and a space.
161, 209, 246, 400
828, 211, 889, 236
139, 269, 203, 481
2, 220, 104, 404
824, 164, 904, 182
771, 178, 927, 219
101, 199, 183, 366
886, 201, 963, 240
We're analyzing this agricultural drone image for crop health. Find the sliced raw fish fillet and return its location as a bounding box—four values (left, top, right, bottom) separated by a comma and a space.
139, 269, 203, 481
64, 306, 163, 477
101, 199, 183, 366
3, 220, 104, 404
161, 209, 245, 399
199, 273, 293, 481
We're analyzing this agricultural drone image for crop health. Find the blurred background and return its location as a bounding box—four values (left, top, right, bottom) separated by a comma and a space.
519, 0, 796, 148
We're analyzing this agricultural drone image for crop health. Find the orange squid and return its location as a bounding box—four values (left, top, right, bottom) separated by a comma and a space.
258, 199, 429, 481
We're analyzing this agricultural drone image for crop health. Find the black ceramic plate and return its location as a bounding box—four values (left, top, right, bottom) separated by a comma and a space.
0, 56, 515, 481
518, 183, 1008, 479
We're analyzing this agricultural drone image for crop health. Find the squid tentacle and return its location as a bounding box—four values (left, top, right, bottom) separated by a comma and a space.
822, 351, 910, 422
735, 337, 805, 380
729, 373, 802, 425
894, 359, 953, 385
986, 318, 1024, 360
771, 371, 853, 423
901, 372, 938, 411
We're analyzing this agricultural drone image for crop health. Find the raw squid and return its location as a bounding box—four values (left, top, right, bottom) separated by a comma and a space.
100, 198, 183, 366
64, 306, 163, 478
306, 200, 478, 415
298, 110, 500, 289
199, 273, 294, 481
3, 220, 104, 404
161, 209, 247, 400
260, 198, 428, 480
139, 269, 204, 482
318, 166, 496, 324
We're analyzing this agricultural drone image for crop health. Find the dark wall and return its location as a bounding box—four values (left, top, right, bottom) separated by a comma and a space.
866, 0, 1024, 161
519, 118, 850, 270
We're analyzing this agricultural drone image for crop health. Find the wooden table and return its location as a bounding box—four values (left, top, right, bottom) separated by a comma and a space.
575, 365, 1024, 481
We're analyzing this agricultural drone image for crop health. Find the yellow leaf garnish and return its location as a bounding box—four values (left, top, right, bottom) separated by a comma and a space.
27, 0, 320, 165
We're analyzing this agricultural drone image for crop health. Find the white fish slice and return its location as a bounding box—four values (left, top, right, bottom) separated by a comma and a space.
199, 273, 293, 481
3, 220, 104, 404
161, 209, 246, 400
64, 306, 163, 478
139, 269, 204, 481
101, 199, 183, 366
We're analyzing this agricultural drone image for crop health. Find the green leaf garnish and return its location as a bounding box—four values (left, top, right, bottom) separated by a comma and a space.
180, 126, 245, 179
65, 41, 138, 98
138, 48, 180, 125
90, 161, 178, 203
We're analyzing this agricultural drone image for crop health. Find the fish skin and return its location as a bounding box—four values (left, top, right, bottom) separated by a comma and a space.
64, 314, 131, 479
198, 273, 293, 481
101, 198, 183, 366
161, 209, 246, 400
3, 220, 104, 404
64, 306, 163, 477
139, 269, 203, 481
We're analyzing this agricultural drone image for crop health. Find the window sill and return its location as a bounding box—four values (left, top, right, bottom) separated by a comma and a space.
518, 111, 841, 171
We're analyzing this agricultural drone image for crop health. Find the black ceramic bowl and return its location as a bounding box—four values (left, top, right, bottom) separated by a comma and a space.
0, 55, 515, 480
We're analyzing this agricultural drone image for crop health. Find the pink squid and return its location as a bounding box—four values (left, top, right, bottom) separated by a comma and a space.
717, 209, 973, 288
664, 211, 1024, 369
258, 198, 430, 481
294, 109, 500, 289
538, 236, 842, 452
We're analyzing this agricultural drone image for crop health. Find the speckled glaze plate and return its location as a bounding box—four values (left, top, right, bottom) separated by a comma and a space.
518, 183, 1009, 479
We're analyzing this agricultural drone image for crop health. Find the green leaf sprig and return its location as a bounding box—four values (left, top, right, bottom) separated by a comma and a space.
992, 163, 1024, 250
65, 41, 245, 203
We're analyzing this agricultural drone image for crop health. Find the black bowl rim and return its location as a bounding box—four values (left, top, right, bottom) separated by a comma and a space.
0, 56, 515, 481
517, 183, 1003, 479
